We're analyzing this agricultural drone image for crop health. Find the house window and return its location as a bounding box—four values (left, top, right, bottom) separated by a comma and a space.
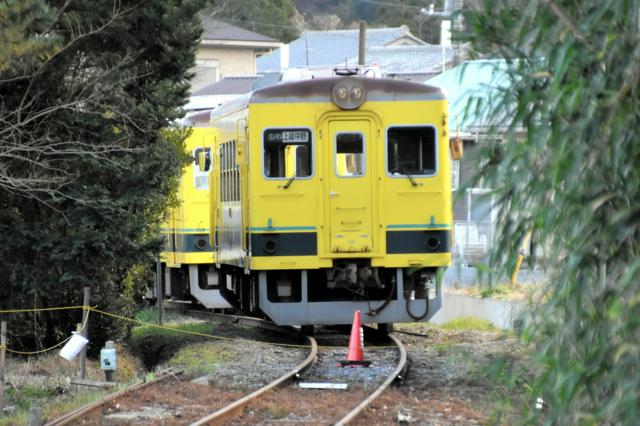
263, 128, 312, 179
335, 133, 365, 177
387, 126, 437, 176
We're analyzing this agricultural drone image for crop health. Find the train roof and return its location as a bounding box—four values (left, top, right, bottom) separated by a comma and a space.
180, 109, 214, 126
251, 77, 446, 103
210, 77, 446, 121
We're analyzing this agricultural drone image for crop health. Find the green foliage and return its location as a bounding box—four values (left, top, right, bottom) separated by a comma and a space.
42, 389, 111, 424
129, 322, 215, 369
135, 308, 158, 323
5, 385, 51, 411
364, 0, 444, 43
205, 0, 298, 42
166, 342, 233, 376
463, 1, 640, 423
480, 285, 509, 299
0, 0, 202, 354
440, 317, 498, 332
295, 0, 445, 43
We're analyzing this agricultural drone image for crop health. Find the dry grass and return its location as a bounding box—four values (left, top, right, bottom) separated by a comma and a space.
1, 343, 142, 424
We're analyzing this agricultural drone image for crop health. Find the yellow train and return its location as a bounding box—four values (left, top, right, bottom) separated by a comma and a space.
159, 110, 231, 310
164, 75, 456, 326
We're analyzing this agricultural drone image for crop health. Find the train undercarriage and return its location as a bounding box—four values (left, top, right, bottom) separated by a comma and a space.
157, 261, 442, 326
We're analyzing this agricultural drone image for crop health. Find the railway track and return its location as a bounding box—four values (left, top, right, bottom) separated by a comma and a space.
212, 325, 408, 425
45, 370, 183, 426
46, 310, 406, 425
45, 311, 316, 425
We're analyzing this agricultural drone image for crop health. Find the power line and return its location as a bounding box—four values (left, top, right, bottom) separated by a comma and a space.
353, 0, 433, 10
213, 16, 423, 42
214, 16, 298, 31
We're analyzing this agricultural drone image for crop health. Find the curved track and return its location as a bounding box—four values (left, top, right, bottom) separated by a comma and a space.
334, 332, 407, 425
45, 312, 317, 425
45, 370, 181, 426
191, 336, 317, 425
210, 325, 408, 425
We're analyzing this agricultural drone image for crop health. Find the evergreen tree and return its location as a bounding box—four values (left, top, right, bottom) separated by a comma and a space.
206, 0, 298, 42
0, 0, 202, 350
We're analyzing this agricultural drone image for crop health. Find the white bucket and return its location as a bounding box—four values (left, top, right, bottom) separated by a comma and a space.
59, 332, 89, 361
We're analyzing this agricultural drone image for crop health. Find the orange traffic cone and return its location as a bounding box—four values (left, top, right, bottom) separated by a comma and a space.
340, 310, 371, 367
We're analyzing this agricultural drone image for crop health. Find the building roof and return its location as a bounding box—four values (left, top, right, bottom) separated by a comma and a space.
386, 72, 440, 83
257, 26, 425, 72
351, 45, 454, 75
426, 59, 514, 134
200, 17, 278, 44
191, 76, 259, 96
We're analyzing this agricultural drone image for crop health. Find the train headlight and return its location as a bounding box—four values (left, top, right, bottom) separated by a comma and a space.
350, 86, 363, 100
332, 77, 367, 110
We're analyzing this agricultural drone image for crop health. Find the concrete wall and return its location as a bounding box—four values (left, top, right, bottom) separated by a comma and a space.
431, 292, 524, 329
197, 46, 257, 77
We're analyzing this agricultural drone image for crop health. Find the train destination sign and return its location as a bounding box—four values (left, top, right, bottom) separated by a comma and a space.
265, 128, 311, 144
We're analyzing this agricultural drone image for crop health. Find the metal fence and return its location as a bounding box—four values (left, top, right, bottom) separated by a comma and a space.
452, 188, 494, 265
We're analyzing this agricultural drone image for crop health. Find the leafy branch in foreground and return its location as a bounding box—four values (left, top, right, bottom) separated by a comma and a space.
462, 0, 640, 423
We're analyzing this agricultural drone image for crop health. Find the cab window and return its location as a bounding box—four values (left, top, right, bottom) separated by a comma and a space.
387, 126, 436, 176
335, 133, 365, 177
263, 128, 312, 178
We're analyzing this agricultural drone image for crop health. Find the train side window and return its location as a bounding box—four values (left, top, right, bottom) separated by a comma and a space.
193, 147, 211, 172
335, 133, 365, 177
263, 128, 312, 178
387, 126, 437, 176
219, 140, 240, 202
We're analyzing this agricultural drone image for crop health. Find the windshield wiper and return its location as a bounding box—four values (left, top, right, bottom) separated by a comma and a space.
280, 173, 296, 189
392, 167, 420, 186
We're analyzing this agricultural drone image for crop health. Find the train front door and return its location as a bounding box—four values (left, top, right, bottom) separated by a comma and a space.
327, 119, 375, 253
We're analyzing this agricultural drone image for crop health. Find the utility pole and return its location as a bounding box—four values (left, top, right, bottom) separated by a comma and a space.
1, 321, 6, 411
156, 259, 163, 325
358, 20, 367, 66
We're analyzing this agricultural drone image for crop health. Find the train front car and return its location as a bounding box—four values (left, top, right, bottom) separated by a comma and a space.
213, 76, 452, 326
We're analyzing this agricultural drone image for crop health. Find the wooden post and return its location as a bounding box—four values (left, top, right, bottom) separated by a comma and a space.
1, 321, 6, 411
156, 259, 163, 325
78, 287, 90, 379
27, 406, 42, 426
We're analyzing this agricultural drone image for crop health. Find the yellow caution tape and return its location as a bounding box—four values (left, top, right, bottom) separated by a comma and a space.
0, 305, 396, 352
0, 305, 92, 314
91, 307, 314, 349
1, 336, 73, 355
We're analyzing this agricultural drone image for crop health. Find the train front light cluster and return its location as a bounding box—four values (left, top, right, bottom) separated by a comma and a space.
332, 77, 367, 110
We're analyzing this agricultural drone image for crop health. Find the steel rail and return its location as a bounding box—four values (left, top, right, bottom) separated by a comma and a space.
45, 370, 182, 426
190, 333, 317, 425
46, 309, 307, 426
183, 309, 293, 333
334, 333, 407, 425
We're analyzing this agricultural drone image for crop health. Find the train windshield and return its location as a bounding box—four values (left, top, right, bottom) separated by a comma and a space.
263, 128, 312, 178
387, 126, 436, 176
335, 133, 365, 177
